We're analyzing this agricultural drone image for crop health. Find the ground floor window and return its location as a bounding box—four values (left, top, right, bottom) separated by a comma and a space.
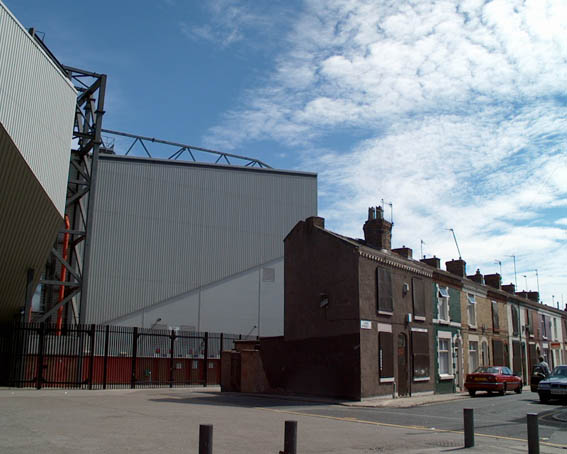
437, 331, 453, 378
378, 331, 394, 381
412, 329, 430, 381
469, 340, 479, 372
481, 341, 489, 366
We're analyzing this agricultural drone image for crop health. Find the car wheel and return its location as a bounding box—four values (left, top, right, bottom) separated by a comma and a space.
499, 383, 507, 396
468, 390, 476, 397
515, 382, 523, 394
539, 392, 549, 403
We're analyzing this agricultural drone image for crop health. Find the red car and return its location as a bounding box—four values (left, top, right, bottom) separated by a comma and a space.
465, 366, 523, 397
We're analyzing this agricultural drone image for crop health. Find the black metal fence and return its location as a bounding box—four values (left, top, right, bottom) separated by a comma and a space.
0, 323, 255, 389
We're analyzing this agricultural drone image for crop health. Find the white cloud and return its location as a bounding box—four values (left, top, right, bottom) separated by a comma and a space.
204, 0, 567, 304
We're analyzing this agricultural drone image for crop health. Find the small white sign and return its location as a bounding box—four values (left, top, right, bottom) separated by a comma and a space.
360, 320, 372, 330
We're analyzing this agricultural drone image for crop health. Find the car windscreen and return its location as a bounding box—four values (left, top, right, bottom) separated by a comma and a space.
549, 367, 567, 378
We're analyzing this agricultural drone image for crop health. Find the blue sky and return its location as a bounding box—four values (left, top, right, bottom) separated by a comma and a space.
7, 0, 567, 307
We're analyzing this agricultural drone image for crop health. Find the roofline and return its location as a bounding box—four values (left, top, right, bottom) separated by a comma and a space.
98, 153, 318, 178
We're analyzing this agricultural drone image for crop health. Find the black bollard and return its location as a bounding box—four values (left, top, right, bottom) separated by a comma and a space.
464, 408, 474, 448
199, 424, 213, 454
527, 413, 539, 454
284, 420, 297, 454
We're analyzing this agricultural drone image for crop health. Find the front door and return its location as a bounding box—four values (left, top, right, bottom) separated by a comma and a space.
397, 333, 409, 396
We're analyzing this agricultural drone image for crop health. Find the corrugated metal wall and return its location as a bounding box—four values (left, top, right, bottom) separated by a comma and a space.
85, 156, 317, 325
0, 1, 76, 216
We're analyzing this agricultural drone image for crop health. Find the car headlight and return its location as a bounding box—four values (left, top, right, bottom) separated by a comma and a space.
538, 382, 550, 390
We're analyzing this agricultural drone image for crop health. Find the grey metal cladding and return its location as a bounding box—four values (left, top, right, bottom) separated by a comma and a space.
86, 157, 317, 323
0, 2, 76, 216
0, 125, 62, 321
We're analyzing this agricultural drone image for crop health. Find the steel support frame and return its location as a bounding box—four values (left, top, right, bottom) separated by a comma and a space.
101, 129, 272, 169
38, 66, 107, 325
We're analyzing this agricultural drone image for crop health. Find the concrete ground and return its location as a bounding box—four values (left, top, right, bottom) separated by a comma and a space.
0, 386, 562, 453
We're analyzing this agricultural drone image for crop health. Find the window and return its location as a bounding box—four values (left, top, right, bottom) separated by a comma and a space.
553, 318, 558, 340
491, 301, 499, 332
411, 330, 430, 380
481, 341, 489, 366
467, 294, 476, 327
437, 286, 450, 322
492, 339, 506, 366
378, 331, 394, 381
412, 277, 426, 319
525, 309, 532, 336
469, 341, 479, 373
437, 332, 452, 377
540, 314, 547, 339
511, 305, 519, 336
376, 268, 393, 314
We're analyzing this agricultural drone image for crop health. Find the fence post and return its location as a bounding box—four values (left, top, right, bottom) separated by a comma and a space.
88, 324, 96, 390
203, 332, 209, 387
527, 413, 539, 454
102, 325, 109, 390
284, 420, 298, 454
169, 329, 176, 388
464, 408, 474, 448
36, 323, 45, 390
199, 424, 213, 454
131, 327, 138, 389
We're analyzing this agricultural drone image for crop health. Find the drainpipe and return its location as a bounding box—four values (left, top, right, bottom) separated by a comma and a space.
56, 215, 70, 333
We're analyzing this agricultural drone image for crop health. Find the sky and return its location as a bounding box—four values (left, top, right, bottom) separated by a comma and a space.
6, 0, 567, 307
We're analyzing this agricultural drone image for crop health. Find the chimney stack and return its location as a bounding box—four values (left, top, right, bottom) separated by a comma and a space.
467, 269, 484, 284
420, 256, 441, 269
446, 259, 466, 277
484, 273, 501, 289
392, 246, 412, 259
502, 283, 515, 294
527, 291, 539, 303
305, 216, 325, 229
363, 206, 392, 251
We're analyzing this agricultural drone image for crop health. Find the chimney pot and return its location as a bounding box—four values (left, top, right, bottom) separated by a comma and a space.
467, 269, 484, 284
392, 246, 412, 259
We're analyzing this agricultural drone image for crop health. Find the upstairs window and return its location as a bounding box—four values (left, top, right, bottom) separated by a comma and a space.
511, 305, 519, 336
437, 286, 450, 323
540, 314, 548, 339
412, 277, 426, 319
467, 294, 477, 327
376, 268, 393, 314
491, 301, 499, 332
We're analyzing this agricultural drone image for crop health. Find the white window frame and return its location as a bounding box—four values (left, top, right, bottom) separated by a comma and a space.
437, 286, 450, 323
437, 331, 453, 379
467, 294, 477, 328
468, 340, 479, 373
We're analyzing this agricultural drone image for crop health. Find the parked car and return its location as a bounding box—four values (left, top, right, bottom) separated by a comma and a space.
530, 364, 549, 392
537, 365, 567, 403
465, 366, 523, 397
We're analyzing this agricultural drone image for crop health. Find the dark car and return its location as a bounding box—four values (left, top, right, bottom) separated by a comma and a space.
537, 365, 567, 403
530, 364, 549, 392
465, 366, 523, 397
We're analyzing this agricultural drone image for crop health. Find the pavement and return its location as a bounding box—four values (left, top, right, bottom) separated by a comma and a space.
0, 385, 563, 453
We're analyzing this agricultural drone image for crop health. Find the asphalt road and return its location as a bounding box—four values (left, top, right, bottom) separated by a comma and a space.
1, 387, 566, 453
285, 391, 567, 447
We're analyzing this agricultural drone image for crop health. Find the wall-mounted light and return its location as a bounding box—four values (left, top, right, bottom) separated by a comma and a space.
402, 283, 409, 296
320, 293, 329, 308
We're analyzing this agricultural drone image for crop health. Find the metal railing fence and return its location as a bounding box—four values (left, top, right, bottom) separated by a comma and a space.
0, 323, 253, 389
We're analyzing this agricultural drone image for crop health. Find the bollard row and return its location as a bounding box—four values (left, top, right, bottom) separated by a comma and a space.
463, 409, 540, 453
199, 412, 541, 452
199, 420, 297, 454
